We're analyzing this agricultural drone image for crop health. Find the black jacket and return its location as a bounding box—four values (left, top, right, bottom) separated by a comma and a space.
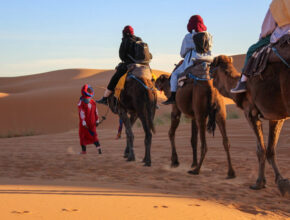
119, 34, 142, 64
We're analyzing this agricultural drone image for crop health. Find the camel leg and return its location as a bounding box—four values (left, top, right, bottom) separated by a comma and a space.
188, 117, 207, 175
266, 119, 285, 183
191, 119, 198, 168
123, 113, 138, 158
119, 111, 135, 162
216, 112, 236, 179
139, 115, 152, 167
245, 113, 266, 190
169, 105, 181, 167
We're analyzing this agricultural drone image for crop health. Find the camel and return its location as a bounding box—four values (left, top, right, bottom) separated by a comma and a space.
155, 73, 236, 178
107, 75, 157, 166
210, 55, 290, 193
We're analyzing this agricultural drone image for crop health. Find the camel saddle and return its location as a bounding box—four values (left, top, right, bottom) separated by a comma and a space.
178, 61, 211, 87
114, 64, 153, 100
244, 34, 290, 77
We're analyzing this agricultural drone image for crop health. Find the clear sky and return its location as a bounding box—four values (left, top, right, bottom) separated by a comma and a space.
0, 0, 271, 76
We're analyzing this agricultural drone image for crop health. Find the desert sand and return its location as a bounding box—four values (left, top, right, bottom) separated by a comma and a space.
0, 54, 289, 219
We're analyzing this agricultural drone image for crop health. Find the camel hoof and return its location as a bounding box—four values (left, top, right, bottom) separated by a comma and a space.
188, 169, 199, 175
191, 163, 197, 168
227, 170, 236, 179
126, 155, 135, 162
144, 162, 151, 167
249, 184, 266, 190
171, 161, 179, 168
277, 178, 290, 198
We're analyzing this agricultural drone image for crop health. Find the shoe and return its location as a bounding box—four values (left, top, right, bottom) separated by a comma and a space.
162, 92, 176, 105
98, 148, 102, 154
96, 97, 108, 105
80, 151, 86, 154
231, 81, 247, 93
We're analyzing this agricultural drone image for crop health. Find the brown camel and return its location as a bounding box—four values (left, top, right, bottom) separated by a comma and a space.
155, 73, 236, 178
107, 75, 157, 166
210, 55, 290, 194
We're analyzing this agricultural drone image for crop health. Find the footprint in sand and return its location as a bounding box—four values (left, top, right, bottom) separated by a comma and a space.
62, 208, 79, 212
11, 210, 30, 214
162, 205, 168, 208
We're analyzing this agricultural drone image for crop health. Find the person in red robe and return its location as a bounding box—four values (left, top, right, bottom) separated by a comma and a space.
78, 84, 102, 154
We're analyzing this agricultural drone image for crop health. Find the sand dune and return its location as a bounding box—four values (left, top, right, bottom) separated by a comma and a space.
0, 55, 289, 219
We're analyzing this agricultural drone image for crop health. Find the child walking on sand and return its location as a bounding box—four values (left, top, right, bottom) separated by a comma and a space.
78, 84, 102, 154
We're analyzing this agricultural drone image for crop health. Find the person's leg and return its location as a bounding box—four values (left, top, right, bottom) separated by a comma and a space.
231, 36, 271, 93
94, 141, 102, 154
80, 145, 86, 154
162, 68, 180, 105
97, 63, 128, 104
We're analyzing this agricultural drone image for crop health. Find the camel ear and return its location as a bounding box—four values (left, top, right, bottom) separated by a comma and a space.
229, 56, 233, 63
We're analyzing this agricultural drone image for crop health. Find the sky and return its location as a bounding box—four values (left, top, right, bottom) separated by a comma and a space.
0, 0, 272, 76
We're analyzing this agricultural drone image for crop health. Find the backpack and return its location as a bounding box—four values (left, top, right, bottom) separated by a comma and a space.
193, 32, 211, 54
129, 40, 152, 64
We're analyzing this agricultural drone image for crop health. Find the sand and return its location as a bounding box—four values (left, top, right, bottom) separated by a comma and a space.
0, 55, 289, 219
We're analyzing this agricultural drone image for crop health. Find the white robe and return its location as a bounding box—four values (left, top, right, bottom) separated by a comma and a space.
170, 32, 213, 92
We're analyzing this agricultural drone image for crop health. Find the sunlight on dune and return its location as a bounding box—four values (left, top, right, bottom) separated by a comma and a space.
73, 69, 108, 79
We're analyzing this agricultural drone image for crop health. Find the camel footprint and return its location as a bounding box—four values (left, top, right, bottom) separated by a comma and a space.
62, 208, 79, 212
11, 210, 30, 214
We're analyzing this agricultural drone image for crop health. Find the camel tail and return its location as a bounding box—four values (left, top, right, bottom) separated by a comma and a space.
206, 89, 217, 136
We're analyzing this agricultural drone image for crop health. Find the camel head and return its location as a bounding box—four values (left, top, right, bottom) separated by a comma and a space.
210, 55, 241, 97
155, 74, 171, 97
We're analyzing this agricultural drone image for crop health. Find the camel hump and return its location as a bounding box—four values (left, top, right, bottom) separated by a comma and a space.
127, 64, 152, 81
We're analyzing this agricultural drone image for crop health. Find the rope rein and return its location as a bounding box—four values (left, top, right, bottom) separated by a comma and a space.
271, 47, 290, 68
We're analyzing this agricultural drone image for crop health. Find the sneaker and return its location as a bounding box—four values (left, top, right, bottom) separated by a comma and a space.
98, 148, 102, 154
231, 81, 247, 93
96, 97, 108, 105
80, 151, 86, 154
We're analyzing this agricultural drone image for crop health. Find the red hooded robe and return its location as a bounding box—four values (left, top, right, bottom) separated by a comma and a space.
78, 85, 99, 146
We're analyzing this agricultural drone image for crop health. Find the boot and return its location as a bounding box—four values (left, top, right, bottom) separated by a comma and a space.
98, 148, 102, 154
162, 92, 176, 105
231, 80, 247, 93
96, 96, 108, 105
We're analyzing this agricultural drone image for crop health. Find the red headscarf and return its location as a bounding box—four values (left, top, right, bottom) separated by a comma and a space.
123, 25, 134, 35
81, 84, 94, 98
187, 15, 207, 33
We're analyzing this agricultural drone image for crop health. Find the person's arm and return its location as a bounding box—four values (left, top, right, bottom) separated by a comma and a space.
79, 109, 87, 127
119, 38, 128, 61
260, 9, 277, 39
180, 33, 196, 58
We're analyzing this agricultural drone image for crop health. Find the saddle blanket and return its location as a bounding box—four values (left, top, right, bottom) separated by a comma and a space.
114, 64, 156, 100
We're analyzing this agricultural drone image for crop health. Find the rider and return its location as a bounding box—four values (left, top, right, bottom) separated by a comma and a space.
231, 0, 290, 93
97, 25, 151, 105
162, 15, 213, 105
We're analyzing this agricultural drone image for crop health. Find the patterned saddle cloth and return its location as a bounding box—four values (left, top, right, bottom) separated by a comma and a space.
114, 64, 154, 100
245, 34, 290, 77
178, 61, 211, 87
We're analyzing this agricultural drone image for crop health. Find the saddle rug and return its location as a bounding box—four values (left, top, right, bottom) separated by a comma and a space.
178, 62, 211, 87
245, 34, 290, 77
114, 64, 155, 100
